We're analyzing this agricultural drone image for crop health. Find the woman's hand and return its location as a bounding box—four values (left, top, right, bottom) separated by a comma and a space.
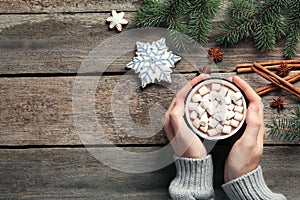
163, 74, 208, 159
224, 76, 265, 182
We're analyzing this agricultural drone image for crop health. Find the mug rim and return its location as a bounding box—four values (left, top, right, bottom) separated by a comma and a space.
184, 77, 248, 141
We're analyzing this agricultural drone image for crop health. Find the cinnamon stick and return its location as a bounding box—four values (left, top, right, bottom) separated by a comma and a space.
237, 60, 300, 68
237, 64, 300, 74
252, 62, 300, 99
255, 72, 300, 96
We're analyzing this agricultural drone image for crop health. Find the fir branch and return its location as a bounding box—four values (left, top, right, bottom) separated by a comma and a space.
228, 0, 255, 18
216, 0, 257, 47
188, 9, 210, 44
133, 0, 221, 48
133, 0, 167, 27
253, 21, 276, 52
267, 105, 300, 142
258, 1, 286, 40
284, 27, 300, 59
283, 0, 300, 59
188, 0, 221, 44
217, 0, 286, 53
267, 118, 299, 142
165, 0, 191, 50
216, 16, 256, 47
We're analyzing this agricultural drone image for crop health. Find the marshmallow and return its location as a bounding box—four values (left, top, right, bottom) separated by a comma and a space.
212, 100, 219, 107
234, 112, 244, 121
226, 110, 235, 120
214, 112, 226, 122
231, 92, 243, 102
188, 102, 198, 111
227, 104, 235, 111
217, 104, 226, 113
190, 111, 198, 120
227, 89, 235, 98
200, 112, 208, 126
207, 128, 219, 137
207, 105, 216, 116
192, 94, 202, 103
234, 105, 244, 113
217, 94, 224, 102
224, 96, 232, 105
222, 120, 231, 125
195, 105, 205, 115
212, 83, 221, 91
193, 118, 201, 128
222, 125, 232, 134
234, 99, 243, 106
202, 94, 210, 101
200, 124, 208, 133
216, 124, 223, 133
200, 100, 209, 109
219, 87, 229, 97
198, 86, 209, 95
230, 119, 239, 127
209, 90, 218, 101
209, 117, 219, 128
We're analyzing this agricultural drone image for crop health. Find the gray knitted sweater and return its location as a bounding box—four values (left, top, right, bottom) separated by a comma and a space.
169, 155, 286, 200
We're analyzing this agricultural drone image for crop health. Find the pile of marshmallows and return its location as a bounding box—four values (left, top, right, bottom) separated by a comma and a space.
186, 82, 246, 138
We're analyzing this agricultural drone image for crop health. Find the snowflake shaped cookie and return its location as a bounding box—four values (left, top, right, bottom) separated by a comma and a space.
126, 38, 181, 88
106, 10, 128, 32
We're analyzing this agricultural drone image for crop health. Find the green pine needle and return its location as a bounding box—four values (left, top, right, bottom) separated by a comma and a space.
188, 0, 221, 44
134, 0, 299, 58
133, 0, 167, 27
228, 0, 255, 18
133, 0, 221, 49
283, 0, 300, 59
217, 0, 291, 55
284, 27, 300, 59
216, 16, 256, 47
253, 21, 276, 52
267, 105, 300, 142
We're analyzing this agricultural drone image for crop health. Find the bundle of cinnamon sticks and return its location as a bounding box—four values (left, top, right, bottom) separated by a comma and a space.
236, 60, 300, 73
236, 60, 300, 98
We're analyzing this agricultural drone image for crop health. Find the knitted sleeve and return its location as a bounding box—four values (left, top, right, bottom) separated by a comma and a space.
169, 155, 215, 200
222, 165, 286, 200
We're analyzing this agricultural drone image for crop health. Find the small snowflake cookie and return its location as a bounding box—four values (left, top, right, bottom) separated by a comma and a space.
126, 38, 181, 88
106, 10, 128, 32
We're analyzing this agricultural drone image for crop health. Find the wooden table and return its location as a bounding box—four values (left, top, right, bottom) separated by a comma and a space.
0, 1, 299, 199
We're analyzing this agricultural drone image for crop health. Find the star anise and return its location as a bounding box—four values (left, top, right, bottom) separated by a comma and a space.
208, 47, 224, 63
277, 62, 292, 77
271, 95, 288, 113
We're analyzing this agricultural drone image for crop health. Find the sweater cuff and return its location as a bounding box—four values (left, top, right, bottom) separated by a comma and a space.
169, 155, 214, 199
222, 165, 286, 200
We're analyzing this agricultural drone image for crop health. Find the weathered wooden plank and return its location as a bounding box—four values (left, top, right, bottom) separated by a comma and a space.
1, 13, 299, 75
0, 0, 141, 13
0, 0, 231, 14
0, 74, 298, 146
0, 13, 136, 32
0, 146, 299, 199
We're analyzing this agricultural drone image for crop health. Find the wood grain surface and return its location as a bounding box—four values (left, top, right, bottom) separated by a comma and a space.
0, 0, 299, 199
0, 0, 141, 13
1, 12, 299, 74
0, 74, 298, 146
0, 146, 299, 199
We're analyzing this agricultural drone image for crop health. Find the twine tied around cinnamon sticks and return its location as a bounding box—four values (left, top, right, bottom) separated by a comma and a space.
236, 60, 300, 98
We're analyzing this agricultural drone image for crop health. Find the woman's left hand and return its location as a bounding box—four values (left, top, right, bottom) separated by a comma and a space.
163, 74, 208, 158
